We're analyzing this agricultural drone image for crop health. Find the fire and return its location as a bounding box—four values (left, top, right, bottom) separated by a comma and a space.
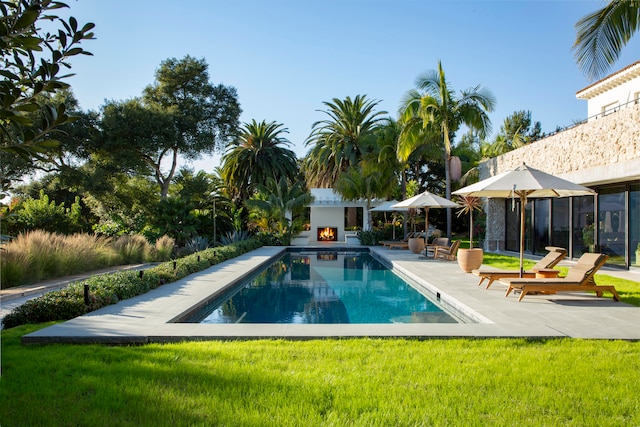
318, 227, 336, 241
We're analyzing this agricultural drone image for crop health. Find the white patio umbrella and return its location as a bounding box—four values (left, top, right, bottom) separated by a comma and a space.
371, 200, 408, 239
452, 163, 596, 276
392, 191, 458, 235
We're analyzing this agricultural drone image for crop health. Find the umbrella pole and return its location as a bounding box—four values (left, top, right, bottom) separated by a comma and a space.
519, 195, 525, 278
425, 207, 429, 239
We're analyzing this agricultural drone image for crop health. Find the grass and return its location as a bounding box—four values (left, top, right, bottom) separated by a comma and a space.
1, 324, 639, 426
0, 231, 175, 289
2, 238, 639, 425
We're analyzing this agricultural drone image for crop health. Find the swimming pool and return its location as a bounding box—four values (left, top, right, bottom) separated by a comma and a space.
179, 249, 461, 324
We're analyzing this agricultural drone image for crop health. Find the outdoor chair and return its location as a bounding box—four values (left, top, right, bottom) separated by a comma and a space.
433, 240, 460, 261
472, 246, 567, 289
424, 237, 451, 258
500, 253, 620, 302
380, 232, 414, 250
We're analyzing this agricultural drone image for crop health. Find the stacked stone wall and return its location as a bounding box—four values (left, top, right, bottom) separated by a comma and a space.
479, 103, 640, 251
481, 104, 640, 177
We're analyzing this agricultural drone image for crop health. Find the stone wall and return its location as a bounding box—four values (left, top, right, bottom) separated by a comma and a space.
479, 103, 640, 251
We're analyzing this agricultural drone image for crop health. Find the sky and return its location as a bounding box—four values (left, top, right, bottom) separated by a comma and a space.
59, 0, 640, 173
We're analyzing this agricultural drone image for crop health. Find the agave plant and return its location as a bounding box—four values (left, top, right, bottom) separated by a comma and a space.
184, 236, 210, 254
219, 230, 251, 245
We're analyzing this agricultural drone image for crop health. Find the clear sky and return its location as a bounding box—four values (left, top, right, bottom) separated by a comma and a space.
60, 0, 640, 173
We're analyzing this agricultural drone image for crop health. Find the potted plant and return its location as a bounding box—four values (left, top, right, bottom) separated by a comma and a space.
455, 195, 484, 272
635, 242, 640, 266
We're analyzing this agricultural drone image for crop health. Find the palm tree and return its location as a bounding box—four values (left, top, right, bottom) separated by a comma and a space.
573, 0, 640, 82
303, 95, 387, 187
334, 155, 396, 231
221, 120, 298, 202
246, 177, 312, 243
398, 61, 495, 238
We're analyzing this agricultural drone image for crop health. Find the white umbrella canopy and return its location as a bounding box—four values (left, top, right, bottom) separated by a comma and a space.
370, 200, 408, 212
453, 163, 596, 276
392, 191, 458, 235
371, 200, 408, 239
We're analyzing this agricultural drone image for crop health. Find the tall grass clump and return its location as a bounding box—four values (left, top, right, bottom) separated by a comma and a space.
0, 230, 117, 288
153, 235, 175, 261
112, 234, 153, 264
0, 231, 178, 290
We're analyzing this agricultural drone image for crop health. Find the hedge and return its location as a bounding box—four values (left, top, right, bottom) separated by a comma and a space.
2, 239, 263, 329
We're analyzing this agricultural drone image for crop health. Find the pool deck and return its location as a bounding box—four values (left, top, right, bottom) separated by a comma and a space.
16, 245, 640, 344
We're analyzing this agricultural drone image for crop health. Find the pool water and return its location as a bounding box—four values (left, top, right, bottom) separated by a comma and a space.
181, 250, 459, 324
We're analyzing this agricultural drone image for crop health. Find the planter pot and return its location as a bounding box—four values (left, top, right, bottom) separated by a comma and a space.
636, 250, 640, 266
408, 237, 425, 254
457, 248, 483, 273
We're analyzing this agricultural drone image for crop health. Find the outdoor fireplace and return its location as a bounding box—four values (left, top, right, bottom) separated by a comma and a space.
317, 227, 338, 242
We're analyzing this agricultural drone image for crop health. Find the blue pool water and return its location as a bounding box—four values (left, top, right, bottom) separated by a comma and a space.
180, 250, 458, 324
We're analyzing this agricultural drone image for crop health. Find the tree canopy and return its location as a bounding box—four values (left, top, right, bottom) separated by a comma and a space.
99, 56, 242, 198
0, 0, 94, 195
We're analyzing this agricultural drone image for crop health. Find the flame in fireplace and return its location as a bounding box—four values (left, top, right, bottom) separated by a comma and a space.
318, 227, 336, 241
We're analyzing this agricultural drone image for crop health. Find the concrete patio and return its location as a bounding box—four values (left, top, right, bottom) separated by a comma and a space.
19, 245, 640, 344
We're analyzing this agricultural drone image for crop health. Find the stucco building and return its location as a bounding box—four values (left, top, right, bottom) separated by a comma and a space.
480, 61, 640, 270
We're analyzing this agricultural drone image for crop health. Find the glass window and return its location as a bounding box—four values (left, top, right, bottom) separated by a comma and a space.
573, 195, 595, 255
505, 199, 520, 252
598, 186, 626, 266
630, 184, 640, 267
552, 198, 570, 252
533, 199, 550, 255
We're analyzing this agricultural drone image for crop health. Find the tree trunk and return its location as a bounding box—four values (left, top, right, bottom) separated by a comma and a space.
445, 152, 452, 239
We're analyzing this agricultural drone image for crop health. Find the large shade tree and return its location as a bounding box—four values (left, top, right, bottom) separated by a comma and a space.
573, 0, 640, 81
221, 120, 298, 203
398, 61, 495, 238
96, 56, 241, 198
303, 95, 387, 188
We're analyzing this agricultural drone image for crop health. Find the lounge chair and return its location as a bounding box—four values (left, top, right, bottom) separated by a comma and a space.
433, 240, 460, 261
424, 237, 451, 258
500, 253, 620, 302
380, 232, 414, 250
472, 246, 567, 289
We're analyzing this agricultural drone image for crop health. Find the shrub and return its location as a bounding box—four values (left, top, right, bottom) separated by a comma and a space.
1, 191, 87, 235
357, 230, 384, 246
2, 239, 264, 329
254, 231, 287, 246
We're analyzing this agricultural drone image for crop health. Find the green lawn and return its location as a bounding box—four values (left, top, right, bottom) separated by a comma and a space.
1, 324, 639, 426
2, 247, 639, 426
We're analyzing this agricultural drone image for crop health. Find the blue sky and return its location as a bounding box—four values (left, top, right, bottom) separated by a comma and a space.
61, 0, 640, 172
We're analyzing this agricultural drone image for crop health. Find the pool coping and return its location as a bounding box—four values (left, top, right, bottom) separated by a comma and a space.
22, 246, 640, 344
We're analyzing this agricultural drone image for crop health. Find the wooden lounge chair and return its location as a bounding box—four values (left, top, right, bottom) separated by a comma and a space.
424, 237, 451, 258
433, 240, 460, 261
380, 232, 414, 250
500, 253, 620, 302
472, 246, 567, 289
